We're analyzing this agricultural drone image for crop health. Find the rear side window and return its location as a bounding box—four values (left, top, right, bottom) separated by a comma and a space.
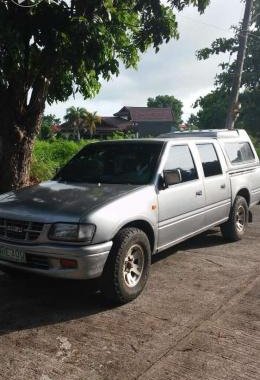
164, 145, 198, 183
224, 142, 255, 164
197, 144, 222, 177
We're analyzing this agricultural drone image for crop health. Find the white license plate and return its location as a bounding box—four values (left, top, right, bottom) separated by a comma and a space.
0, 246, 26, 263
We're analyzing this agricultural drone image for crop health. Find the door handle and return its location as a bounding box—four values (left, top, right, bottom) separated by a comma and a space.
220, 184, 226, 189
196, 190, 203, 196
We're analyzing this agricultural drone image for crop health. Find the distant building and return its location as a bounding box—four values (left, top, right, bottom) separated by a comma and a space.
96, 106, 176, 138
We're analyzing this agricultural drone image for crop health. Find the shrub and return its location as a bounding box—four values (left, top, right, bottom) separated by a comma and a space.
30, 139, 91, 183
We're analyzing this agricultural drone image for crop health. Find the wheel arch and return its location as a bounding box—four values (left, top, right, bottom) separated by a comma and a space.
236, 188, 250, 206
114, 220, 156, 253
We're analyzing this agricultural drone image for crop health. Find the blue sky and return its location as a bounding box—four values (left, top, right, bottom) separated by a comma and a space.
45, 0, 244, 122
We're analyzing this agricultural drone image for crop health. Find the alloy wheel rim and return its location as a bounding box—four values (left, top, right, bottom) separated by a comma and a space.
123, 244, 144, 288
236, 205, 246, 232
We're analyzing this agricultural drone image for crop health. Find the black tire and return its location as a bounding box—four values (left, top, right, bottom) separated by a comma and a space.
101, 227, 151, 304
220, 196, 248, 242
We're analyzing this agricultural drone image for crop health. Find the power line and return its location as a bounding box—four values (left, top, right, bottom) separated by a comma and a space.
178, 13, 260, 40
178, 14, 231, 33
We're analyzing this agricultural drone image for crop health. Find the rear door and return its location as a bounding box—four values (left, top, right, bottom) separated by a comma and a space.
157, 143, 206, 250
196, 142, 231, 226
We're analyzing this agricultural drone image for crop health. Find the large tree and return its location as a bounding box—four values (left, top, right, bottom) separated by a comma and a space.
193, 0, 260, 134
0, 0, 209, 193
188, 89, 229, 129
147, 94, 183, 126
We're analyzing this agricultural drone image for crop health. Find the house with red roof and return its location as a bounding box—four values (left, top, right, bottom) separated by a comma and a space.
95, 106, 176, 138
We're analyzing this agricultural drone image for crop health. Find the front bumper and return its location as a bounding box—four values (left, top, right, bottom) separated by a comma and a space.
0, 240, 113, 280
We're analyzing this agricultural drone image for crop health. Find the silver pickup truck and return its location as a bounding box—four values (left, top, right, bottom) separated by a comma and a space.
0, 129, 259, 303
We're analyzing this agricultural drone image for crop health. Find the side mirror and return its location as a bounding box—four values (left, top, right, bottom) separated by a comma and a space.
163, 169, 182, 187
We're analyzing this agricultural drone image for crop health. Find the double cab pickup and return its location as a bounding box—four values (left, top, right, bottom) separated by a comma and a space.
0, 129, 259, 303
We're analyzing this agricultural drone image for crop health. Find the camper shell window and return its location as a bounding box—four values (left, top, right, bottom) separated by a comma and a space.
224, 142, 255, 165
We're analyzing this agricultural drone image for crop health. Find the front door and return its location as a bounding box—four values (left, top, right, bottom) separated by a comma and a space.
158, 144, 206, 251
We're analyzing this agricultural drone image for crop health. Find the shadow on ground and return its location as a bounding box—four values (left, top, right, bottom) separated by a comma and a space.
0, 229, 228, 336
0, 275, 112, 336
152, 229, 229, 264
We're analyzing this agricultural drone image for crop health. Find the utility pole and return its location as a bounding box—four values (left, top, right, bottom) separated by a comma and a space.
225, 0, 254, 130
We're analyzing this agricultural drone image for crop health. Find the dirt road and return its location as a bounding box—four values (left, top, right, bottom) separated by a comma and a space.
0, 208, 259, 380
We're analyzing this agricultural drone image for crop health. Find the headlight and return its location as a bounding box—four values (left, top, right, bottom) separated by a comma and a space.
49, 223, 96, 242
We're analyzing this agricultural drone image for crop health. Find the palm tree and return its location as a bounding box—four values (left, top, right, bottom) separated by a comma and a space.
64, 106, 88, 140
84, 111, 101, 138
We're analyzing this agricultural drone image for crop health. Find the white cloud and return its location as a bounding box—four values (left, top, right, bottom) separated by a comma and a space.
45, 0, 244, 122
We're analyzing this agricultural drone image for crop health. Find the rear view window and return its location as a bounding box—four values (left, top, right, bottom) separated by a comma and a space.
197, 144, 222, 177
224, 142, 255, 164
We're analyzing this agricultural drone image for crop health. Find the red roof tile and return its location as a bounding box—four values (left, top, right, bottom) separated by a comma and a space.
114, 106, 174, 122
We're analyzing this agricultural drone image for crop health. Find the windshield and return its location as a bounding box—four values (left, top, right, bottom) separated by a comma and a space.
55, 141, 163, 185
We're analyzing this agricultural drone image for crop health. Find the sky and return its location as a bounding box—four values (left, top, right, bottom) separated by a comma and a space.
45, 0, 245, 122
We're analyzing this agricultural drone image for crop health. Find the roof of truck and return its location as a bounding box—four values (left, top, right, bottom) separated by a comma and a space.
158, 129, 249, 139
101, 129, 250, 144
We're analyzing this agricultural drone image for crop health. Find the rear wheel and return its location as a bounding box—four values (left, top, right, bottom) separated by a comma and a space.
101, 227, 151, 304
220, 196, 248, 241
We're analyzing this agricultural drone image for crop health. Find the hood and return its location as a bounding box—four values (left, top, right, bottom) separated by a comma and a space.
0, 181, 142, 223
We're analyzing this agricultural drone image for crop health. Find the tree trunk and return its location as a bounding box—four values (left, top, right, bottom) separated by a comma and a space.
0, 132, 35, 194
0, 74, 48, 194
0, 107, 40, 194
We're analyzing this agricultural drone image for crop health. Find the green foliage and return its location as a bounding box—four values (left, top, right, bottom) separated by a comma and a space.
194, 1, 260, 135
0, 0, 210, 191
64, 106, 89, 140
31, 139, 89, 182
63, 107, 101, 139
0, 0, 209, 106
84, 111, 101, 137
109, 131, 135, 140
39, 114, 60, 140
189, 90, 229, 129
147, 94, 183, 125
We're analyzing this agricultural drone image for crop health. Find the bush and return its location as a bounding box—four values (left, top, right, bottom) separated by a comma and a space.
30, 139, 91, 183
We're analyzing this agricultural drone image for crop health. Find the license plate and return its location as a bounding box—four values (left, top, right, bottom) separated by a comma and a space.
0, 246, 26, 263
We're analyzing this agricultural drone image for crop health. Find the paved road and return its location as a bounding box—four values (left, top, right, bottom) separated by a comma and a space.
0, 208, 259, 380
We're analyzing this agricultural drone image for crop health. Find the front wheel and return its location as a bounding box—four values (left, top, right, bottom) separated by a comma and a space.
101, 227, 151, 304
220, 195, 248, 241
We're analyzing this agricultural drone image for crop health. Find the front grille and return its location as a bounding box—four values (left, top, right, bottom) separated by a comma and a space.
0, 219, 44, 242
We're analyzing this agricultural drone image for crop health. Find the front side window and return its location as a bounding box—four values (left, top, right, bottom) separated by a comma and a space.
197, 144, 222, 177
55, 142, 163, 185
164, 145, 198, 183
224, 142, 255, 164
